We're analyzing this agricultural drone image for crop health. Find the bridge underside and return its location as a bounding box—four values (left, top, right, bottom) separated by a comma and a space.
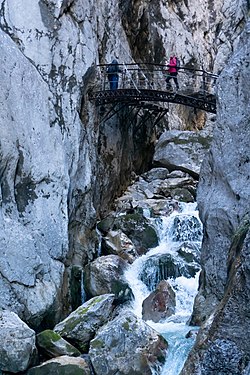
89, 88, 217, 115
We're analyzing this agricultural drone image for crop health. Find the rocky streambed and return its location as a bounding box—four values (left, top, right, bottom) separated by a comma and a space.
0, 129, 212, 374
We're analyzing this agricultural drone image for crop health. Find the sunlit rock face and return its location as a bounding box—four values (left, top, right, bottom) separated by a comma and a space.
0, 0, 249, 329
181, 20, 250, 375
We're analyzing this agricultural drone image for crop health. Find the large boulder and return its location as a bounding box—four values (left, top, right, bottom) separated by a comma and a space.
153, 130, 212, 177
142, 280, 176, 322
26, 355, 91, 375
0, 310, 37, 373
54, 294, 115, 352
84, 255, 133, 302
89, 311, 168, 375
36, 330, 81, 359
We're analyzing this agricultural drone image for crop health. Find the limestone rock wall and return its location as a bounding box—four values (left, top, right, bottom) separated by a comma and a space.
0, 0, 249, 330
181, 19, 250, 375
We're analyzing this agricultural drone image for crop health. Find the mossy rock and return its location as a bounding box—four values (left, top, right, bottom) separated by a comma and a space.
36, 330, 81, 358
113, 213, 159, 252
171, 187, 195, 203
97, 216, 115, 234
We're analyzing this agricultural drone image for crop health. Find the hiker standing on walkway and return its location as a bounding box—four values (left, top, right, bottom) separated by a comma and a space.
166, 54, 179, 91
107, 59, 122, 90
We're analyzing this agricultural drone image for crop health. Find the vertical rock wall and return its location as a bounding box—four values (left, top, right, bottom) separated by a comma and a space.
181, 19, 250, 375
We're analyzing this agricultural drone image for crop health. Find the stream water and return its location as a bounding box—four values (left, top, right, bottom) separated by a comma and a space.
124, 202, 202, 375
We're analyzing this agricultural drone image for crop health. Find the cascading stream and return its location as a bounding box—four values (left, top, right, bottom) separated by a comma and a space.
124, 202, 202, 375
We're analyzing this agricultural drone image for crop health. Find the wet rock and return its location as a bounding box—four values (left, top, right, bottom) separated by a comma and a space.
0, 310, 37, 373
54, 294, 115, 352
185, 329, 198, 339
115, 196, 181, 218
177, 242, 201, 264
140, 253, 200, 291
26, 355, 91, 375
170, 214, 202, 242
142, 280, 176, 322
89, 311, 168, 375
101, 230, 139, 263
36, 329, 81, 359
113, 212, 159, 253
84, 255, 133, 303
98, 210, 159, 254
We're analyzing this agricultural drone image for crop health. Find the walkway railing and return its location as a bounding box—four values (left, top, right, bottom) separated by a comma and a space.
89, 63, 218, 114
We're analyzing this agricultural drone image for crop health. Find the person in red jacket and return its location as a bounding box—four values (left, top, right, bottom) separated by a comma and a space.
166, 55, 179, 91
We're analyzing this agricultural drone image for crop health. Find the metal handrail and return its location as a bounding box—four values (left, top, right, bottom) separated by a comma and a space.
96, 63, 218, 97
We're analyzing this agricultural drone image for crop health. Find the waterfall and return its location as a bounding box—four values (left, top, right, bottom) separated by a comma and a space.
124, 202, 202, 375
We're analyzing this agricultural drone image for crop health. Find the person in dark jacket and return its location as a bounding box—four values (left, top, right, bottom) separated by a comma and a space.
166, 55, 179, 91
107, 59, 122, 90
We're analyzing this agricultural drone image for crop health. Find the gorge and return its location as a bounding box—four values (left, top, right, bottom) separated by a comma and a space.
0, 0, 250, 374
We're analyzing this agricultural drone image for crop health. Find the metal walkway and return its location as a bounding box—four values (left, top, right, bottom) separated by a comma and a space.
88, 63, 218, 120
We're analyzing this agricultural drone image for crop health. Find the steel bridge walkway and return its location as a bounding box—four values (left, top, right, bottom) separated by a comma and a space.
88, 63, 218, 123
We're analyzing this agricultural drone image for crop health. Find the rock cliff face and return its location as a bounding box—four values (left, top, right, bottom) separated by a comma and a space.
0, 0, 249, 337
180, 20, 250, 374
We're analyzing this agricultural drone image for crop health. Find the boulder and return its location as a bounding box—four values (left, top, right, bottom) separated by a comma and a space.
36, 330, 81, 359
0, 310, 37, 373
26, 355, 91, 375
153, 129, 212, 177
150, 177, 197, 200
170, 187, 195, 203
102, 230, 139, 263
140, 253, 200, 291
84, 255, 133, 302
89, 311, 168, 375
142, 280, 176, 322
113, 212, 159, 253
141, 167, 170, 182
54, 294, 115, 352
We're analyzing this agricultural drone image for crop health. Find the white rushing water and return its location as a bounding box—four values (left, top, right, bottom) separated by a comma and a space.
124, 202, 202, 375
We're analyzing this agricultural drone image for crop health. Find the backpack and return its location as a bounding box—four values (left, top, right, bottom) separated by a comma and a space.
107, 64, 117, 74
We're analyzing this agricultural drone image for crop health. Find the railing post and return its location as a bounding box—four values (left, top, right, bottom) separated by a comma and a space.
202, 71, 206, 96
103, 68, 107, 91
